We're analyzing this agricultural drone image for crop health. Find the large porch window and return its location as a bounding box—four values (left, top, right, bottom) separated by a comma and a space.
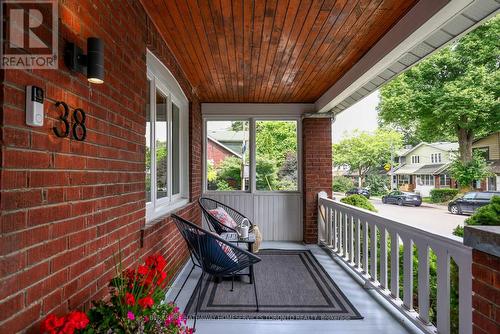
145, 51, 189, 221
204, 118, 300, 193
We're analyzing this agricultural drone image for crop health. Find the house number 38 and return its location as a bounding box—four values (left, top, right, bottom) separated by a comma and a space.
53, 101, 87, 141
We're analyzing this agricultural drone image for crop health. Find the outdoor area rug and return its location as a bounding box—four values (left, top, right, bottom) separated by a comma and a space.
184, 249, 363, 320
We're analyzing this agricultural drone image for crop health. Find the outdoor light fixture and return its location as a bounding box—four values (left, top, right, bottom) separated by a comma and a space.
64, 37, 104, 84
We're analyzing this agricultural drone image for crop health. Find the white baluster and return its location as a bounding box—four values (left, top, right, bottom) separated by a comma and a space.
349, 215, 355, 263
363, 221, 369, 274
355, 218, 361, 268
370, 224, 377, 282
390, 231, 399, 299
380, 227, 388, 289
343, 213, 348, 258
402, 237, 413, 310
417, 243, 430, 324
437, 249, 450, 334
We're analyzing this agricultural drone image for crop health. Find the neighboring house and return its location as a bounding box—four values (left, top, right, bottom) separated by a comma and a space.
206, 130, 245, 166
207, 136, 242, 166
472, 131, 500, 191
391, 142, 459, 196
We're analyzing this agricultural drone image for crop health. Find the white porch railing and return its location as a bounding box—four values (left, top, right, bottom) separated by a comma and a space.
317, 192, 472, 334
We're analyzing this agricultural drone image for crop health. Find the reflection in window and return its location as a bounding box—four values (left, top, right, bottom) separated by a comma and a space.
156, 89, 168, 199
172, 102, 180, 195
206, 121, 249, 191
256, 120, 298, 191
145, 80, 152, 203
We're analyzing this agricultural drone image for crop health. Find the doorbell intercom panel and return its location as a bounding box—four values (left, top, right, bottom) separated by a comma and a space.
26, 85, 44, 127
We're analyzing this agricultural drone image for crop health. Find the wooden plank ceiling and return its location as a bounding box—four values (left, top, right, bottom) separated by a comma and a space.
142, 0, 418, 103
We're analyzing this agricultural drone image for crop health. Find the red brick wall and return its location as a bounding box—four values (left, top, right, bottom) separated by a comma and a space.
0, 2, 201, 332
472, 250, 500, 334
207, 138, 238, 166
302, 118, 332, 244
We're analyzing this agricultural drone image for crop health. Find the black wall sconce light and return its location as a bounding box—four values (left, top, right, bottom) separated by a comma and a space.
64, 37, 104, 84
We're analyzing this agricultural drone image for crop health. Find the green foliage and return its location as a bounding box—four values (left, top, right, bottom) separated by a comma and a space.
256, 156, 278, 191
378, 15, 500, 158
365, 173, 389, 196
467, 195, 500, 226
215, 156, 243, 190
429, 188, 460, 203
340, 195, 377, 212
333, 130, 403, 184
449, 152, 491, 189
256, 121, 297, 162
332, 176, 354, 192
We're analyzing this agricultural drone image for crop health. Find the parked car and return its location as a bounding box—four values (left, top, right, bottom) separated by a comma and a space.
345, 188, 370, 199
382, 191, 422, 207
448, 191, 500, 215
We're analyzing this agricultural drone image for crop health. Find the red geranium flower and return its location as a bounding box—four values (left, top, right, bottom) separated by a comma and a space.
145, 254, 167, 272
66, 311, 89, 329
138, 296, 154, 309
125, 292, 135, 306
137, 265, 149, 276
41, 314, 65, 333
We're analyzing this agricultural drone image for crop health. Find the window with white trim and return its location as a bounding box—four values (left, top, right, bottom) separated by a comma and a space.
204, 118, 300, 193
416, 174, 434, 186
439, 174, 450, 186
146, 51, 189, 221
431, 153, 442, 163
411, 155, 420, 164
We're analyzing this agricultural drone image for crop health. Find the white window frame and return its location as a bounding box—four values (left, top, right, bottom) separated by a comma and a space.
146, 50, 189, 222
203, 116, 302, 194
411, 155, 420, 164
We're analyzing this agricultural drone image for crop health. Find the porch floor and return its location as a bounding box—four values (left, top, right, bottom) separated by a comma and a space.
167, 242, 422, 334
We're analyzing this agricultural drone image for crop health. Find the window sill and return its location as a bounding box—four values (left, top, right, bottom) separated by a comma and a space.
145, 198, 189, 225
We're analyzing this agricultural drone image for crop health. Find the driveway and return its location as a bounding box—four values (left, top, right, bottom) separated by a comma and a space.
370, 198, 467, 238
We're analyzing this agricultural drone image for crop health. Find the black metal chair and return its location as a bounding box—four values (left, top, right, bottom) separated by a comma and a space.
199, 197, 254, 235
171, 214, 261, 328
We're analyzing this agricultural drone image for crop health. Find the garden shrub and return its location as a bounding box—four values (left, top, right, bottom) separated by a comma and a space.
365, 174, 389, 196
430, 188, 459, 203
453, 195, 500, 237
340, 194, 377, 212
332, 176, 354, 192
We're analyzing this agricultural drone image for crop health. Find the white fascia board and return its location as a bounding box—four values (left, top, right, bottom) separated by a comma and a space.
202, 103, 315, 117
315, 0, 475, 113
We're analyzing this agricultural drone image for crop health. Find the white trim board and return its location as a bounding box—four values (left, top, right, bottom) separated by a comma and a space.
202, 103, 315, 117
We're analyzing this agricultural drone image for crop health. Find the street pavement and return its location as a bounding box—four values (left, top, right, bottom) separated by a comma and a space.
369, 198, 467, 238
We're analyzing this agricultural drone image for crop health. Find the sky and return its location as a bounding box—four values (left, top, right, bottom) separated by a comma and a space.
332, 90, 380, 143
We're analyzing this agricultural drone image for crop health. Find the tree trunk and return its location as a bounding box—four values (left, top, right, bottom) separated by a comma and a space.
457, 127, 474, 163
358, 169, 363, 187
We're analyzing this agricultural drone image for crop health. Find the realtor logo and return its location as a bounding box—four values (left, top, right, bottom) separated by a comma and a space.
1, 0, 58, 69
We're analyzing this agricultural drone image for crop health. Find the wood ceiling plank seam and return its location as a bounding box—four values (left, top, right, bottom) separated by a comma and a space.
197, 0, 233, 102
176, 0, 222, 100
256, 0, 290, 102
280, 0, 344, 101
266, 0, 314, 102
232, 0, 245, 101
147, 1, 201, 97
185, 0, 225, 98
273, 0, 330, 102
261, 0, 301, 102
284, 0, 362, 101
160, 0, 217, 100
252, 0, 278, 101
248, 0, 268, 102
220, 0, 240, 101
242, 0, 254, 102
297, 0, 403, 101
207, 0, 237, 101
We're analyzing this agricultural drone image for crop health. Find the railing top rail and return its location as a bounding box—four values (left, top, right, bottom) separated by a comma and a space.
319, 196, 470, 254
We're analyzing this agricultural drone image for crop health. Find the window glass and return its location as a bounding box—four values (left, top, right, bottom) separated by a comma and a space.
206, 121, 249, 191
463, 193, 476, 200
172, 102, 180, 195
256, 120, 298, 191
146, 80, 152, 203
476, 192, 493, 200
156, 89, 168, 199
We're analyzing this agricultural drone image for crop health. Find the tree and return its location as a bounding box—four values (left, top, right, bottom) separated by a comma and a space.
449, 151, 491, 190
333, 130, 403, 186
378, 15, 500, 163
